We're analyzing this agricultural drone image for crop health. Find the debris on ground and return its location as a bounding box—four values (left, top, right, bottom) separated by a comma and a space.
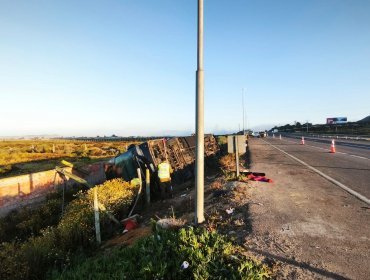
247, 174, 273, 183
156, 218, 185, 230
122, 218, 138, 234
121, 214, 141, 234
226, 208, 235, 215
238, 173, 273, 183
181, 261, 190, 270
103, 227, 152, 248
240, 171, 266, 176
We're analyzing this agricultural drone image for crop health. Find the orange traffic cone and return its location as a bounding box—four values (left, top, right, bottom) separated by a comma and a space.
301, 137, 305, 145
330, 139, 336, 153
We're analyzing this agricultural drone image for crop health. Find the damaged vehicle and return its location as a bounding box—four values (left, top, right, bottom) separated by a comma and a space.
104, 135, 220, 197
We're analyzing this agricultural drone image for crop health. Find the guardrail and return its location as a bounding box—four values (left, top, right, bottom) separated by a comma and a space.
308, 134, 369, 141
278, 133, 370, 141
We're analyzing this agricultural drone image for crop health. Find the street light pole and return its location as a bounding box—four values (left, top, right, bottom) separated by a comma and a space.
242, 88, 245, 135
306, 120, 309, 133
195, 0, 205, 224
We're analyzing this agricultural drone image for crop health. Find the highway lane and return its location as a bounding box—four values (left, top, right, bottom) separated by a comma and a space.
278, 133, 370, 150
275, 133, 370, 159
261, 136, 370, 200
278, 133, 370, 147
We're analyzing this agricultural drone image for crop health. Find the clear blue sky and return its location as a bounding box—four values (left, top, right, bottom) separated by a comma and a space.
1, 0, 369, 136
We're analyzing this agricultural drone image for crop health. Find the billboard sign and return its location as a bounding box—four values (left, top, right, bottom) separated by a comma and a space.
326, 117, 347, 124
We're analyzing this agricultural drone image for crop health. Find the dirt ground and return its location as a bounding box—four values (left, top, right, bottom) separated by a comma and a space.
108, 140, 370, 279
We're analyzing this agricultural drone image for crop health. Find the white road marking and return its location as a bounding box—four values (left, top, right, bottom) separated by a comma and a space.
262, 139, 370, 206
345, 154, 369, 160
275, 137, 369, 160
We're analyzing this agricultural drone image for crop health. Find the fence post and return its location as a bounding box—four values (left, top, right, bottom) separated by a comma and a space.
93, 188, 101, 244
128, 168, 143, 217
235, 136, 240, 177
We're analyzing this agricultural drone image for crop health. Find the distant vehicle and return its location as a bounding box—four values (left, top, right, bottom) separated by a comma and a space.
259, 131, 267, 138
252, 132, 259, 137
273, 129, 278, 133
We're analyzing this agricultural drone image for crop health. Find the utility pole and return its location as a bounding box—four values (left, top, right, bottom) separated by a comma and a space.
195, 0, 205, 224
244, 89, 248, 134
235, 136, 240, 177
306, 120, 309, 133
242, 88, 245, 135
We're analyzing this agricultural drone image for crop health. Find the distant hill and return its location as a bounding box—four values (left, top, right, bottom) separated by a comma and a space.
357, 115, 370, 123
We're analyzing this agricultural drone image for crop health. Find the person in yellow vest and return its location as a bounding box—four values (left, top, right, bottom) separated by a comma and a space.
157, 160, 173, 199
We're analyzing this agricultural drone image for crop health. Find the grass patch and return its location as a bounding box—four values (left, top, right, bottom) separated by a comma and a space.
0, 140, 140, 178
51, 227, 271, 280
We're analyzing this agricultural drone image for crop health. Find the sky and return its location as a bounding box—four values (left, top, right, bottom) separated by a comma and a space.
0, 0, 369, 137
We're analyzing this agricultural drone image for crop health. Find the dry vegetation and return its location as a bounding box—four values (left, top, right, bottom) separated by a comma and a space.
0, 179, 138, 280
0, 139, 140, 178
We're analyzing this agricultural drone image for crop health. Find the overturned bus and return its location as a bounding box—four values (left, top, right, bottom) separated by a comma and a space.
104, 135, 219, 195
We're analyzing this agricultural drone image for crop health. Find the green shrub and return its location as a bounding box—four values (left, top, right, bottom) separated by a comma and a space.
0, 242, 28, 280
51, 227, 271, 280
0, 179, 137, 280
0, 164, 12, 175
57, 178, 137, 250
217, 136, 228, 145
0, 185, 84, 243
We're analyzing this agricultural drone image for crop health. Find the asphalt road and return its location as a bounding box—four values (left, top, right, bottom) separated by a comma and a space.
263, 134, 370, 200
279, 133, 370, 155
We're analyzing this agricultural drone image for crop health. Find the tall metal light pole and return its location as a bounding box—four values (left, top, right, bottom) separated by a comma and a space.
195, 0, 205, 224
244, 89, 247, 133
242, 88, 245, 135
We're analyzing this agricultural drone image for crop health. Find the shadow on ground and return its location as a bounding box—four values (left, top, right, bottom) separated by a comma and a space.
247, 248, 351, 280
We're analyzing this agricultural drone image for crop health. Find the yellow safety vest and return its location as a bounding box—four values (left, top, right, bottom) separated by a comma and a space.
158, 162, 171, 182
